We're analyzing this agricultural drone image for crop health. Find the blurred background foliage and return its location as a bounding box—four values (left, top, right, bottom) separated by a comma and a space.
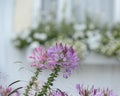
13, 1, 120, 60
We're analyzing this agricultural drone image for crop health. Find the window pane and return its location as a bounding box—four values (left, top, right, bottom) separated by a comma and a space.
72, 0, 114, 23
41, 0, 58, 21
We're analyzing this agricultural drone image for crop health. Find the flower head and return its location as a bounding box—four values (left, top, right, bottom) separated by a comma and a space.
48, 89, 68, 96
47, 43, 79, 78
30, 43, 79, 78
101, 88, 117, 96
29, 47, 48, 69
76, 84, 117, 96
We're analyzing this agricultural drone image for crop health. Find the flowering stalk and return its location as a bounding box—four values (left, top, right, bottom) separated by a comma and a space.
28, 43, 79, 95
38, 65, 60, 96
24, 68, 41, 96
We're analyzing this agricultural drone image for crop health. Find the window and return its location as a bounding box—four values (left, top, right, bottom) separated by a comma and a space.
41, 0, 58, 21
72, 0, 114, 23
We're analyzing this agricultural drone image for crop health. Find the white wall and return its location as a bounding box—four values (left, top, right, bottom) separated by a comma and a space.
0, 0, 26, 85
0, 0, 120, 95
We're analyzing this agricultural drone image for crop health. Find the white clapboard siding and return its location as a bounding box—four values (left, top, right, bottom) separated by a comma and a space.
36, 0, 120, 23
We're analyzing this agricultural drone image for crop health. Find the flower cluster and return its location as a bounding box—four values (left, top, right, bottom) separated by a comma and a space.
76, 84, 117, 96
24, 43, 79, 96
48, 89, 68, 96
0, 85, 20, 96
29, 47, 48, 69
47, 43, 79, 78
29, 43, 79, 78
1, 43, 118, 96
0, 85, 12, 96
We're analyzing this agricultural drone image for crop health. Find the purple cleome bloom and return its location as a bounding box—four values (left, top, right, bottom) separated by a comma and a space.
48, 89, 68, 96
29, 47, 48, 69
76, 84, 117, 96
47, 43, 79, 78
30, 43, 79, 78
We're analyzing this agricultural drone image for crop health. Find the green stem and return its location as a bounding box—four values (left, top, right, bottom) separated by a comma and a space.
24, 68, 41, 96
38, 65, 60, 96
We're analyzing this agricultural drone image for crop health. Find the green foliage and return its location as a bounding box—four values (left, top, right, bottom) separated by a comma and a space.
97, 23, 120, 58
13, 13, 120, 59
8, 80, 22, 96
13, 20, 75, 49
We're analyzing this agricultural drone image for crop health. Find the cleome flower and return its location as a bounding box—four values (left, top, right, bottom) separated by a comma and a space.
76, 84, 117, 96
29, 47, 48, 69
48, 89, 68, 96
47, 43, 79, 78
29, 43, 79, 78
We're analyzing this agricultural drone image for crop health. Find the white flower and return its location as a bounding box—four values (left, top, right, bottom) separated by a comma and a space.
20, 29, 31, 39
89, 23, 95, 30
73, 31, 84, 39
26, 37, 32, 43
45, 25, 50, 32
87, 31, 101, 50
33, 33, 47, 40
30, 41, 40, 49
74, 24, 86, 31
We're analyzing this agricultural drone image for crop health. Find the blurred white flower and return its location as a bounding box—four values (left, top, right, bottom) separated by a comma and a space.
20, 29, 31, 39
89, 23, 95, 30
73, 31, 84, 39
87, 31, 101, 50
86, 31, 93, 37
33, 33, 47, 40
45, 25, 50, 32
29, 41, 40, 49
26, 37, 32, 43
74, 24, 86, 31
